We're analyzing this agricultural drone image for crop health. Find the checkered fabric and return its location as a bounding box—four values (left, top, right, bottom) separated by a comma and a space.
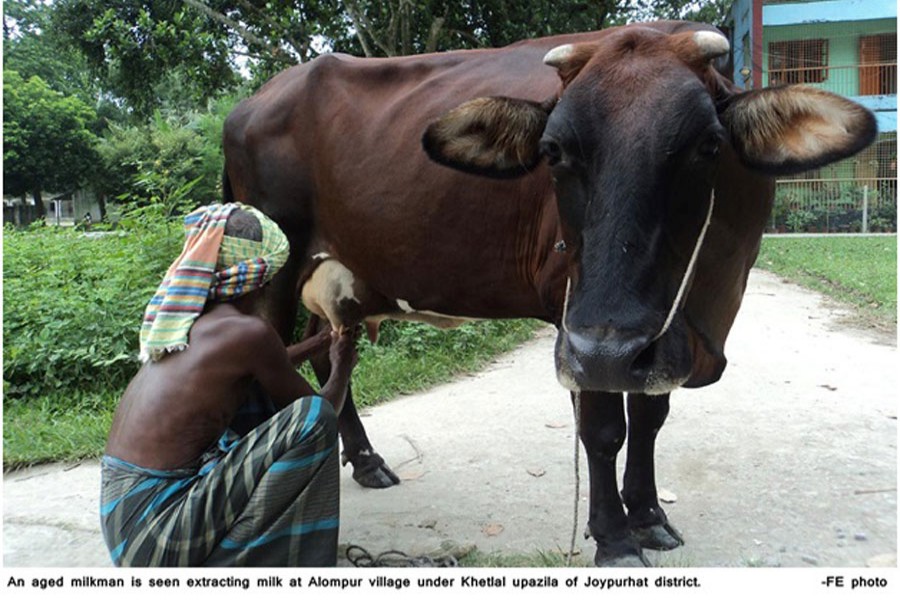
99, 397, 339, 567
138, 203, 290, 362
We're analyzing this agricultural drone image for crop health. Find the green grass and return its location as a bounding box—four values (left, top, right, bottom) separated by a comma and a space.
3, 396, 115, 468
755, 235, 897, 330
349, 319, 543, 408
456, 548, 698, 567
458, 548, 591, 568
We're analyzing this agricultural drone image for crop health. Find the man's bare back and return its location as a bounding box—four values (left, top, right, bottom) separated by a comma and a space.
106, 299, 355, 470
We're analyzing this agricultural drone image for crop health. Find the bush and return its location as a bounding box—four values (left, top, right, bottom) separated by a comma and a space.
2, 222, 180, 404
96, 100, 238, 217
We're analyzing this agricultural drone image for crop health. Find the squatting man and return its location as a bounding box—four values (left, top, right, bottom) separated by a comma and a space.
100, 203, 356, 567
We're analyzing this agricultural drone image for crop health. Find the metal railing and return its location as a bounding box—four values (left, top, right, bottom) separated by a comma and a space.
767, 62, 897, 96
770, 178, 897, 233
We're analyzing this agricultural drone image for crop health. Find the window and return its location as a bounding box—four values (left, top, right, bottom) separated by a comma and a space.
768, 39, 829, 85
859, 33, 896, 95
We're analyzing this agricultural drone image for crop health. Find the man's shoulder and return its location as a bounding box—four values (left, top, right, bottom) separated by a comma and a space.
193, 304, 277, 346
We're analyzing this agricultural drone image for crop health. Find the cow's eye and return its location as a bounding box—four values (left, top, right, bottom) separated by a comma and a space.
697, 133, 722, 158
540, 138, 563, 166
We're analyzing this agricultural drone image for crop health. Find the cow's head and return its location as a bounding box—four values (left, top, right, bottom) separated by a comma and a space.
423, 25, 877, 394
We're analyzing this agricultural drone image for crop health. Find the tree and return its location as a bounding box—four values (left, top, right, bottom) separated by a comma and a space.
48, 1, 729, 117
633, 0, 732, 26
3, 71, 101, 220
341, 1, 635, 57
51, 0, 341, 116
4, 0, 128, 130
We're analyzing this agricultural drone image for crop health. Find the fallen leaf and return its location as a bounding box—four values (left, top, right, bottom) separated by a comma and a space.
527, 467, 546, 478
658, 488, 677, 504
819, 384, 838, 392
482, 523, 504, 537
399, 466, 425, 481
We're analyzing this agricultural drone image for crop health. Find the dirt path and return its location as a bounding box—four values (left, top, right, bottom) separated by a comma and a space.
334, 269, 897, 568
3, 269, 896, 568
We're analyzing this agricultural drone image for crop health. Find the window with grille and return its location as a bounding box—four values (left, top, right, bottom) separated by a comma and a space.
768, 39, 829, 85
859, 33, 897, 95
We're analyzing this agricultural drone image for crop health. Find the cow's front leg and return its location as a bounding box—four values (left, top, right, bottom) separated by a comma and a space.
576, 391, 650, 567
306, 316, 400, 489
622, 393, 684, 551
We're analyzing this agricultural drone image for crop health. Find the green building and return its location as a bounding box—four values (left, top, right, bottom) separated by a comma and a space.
726, 0, 896, 232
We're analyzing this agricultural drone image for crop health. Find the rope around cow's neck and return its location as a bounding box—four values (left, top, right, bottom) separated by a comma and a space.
561, 189, 715, 341
652, 189, 716, 342
563, 188, 715, 567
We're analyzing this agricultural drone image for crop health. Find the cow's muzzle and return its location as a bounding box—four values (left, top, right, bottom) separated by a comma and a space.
554, 318, 693, 395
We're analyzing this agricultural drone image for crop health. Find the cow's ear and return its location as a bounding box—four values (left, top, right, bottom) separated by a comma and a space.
422, 96, 552, 178
720, 85, 877, 175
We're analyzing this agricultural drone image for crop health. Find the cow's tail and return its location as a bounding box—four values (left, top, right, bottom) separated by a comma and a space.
222, 169, 235, 204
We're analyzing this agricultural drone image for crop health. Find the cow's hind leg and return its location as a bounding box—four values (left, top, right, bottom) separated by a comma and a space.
306, 316, 400, 489
622, 393, 684, 551
576, 391, 650, 567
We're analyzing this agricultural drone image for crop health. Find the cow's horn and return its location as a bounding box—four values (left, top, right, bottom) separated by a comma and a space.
693, 31, 730, 61
543, 44, 575, 68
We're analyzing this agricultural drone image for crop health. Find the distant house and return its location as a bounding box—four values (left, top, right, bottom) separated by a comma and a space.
3, 190, 103, 228
726, 0, 897, 232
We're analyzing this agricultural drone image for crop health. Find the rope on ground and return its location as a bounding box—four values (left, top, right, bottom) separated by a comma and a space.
346, 545, 459, 568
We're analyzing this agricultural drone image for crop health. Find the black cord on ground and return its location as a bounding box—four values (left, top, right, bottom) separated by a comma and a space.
345, 545, 459, 568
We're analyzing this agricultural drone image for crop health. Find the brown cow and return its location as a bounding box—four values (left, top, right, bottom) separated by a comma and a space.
222, 21, 876, 567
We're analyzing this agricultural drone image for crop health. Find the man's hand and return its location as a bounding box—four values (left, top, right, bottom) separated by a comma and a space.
320, 328, 359, 414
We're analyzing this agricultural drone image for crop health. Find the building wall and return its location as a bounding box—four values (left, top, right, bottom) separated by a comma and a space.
762, 18, 896, 94
763, 0, 896, 26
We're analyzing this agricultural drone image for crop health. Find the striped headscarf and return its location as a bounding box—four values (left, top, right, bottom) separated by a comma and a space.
138, 203, 290, 362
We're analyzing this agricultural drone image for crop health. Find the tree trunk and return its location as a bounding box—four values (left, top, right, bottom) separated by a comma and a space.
98, 194, 108, 222
32, 188, 46, 223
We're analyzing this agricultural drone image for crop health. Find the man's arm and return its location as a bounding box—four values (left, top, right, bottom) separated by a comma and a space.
247, 318, 357, 414
285, 329, 332, 366
317, 332, 357, 414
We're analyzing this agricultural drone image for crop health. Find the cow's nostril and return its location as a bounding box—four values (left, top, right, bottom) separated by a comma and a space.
630, 339, 657, 375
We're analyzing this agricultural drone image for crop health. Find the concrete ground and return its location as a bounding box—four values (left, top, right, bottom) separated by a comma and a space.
2, 269, 896, 568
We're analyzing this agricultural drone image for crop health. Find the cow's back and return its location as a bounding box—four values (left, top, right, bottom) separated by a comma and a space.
223, 36, 600, 320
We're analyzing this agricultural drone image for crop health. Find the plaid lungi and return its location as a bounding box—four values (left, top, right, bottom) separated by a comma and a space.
100, 396, 340, 567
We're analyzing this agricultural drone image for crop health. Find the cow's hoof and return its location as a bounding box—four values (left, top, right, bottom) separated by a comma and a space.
627, 505, 684, 550
343, 451, 401, 488
593, 537, 652, 568
632, 521, 684, 551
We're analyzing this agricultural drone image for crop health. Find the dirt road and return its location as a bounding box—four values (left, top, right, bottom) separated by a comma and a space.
3, 269, 896, 568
